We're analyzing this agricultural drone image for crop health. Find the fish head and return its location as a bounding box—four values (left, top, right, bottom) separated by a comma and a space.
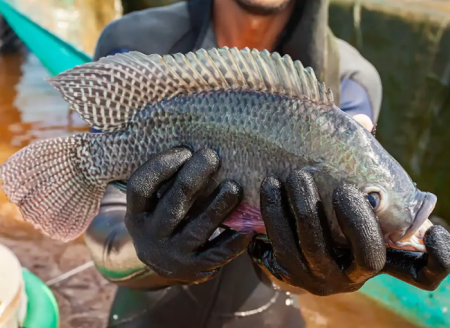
358, 160, 436, 253
311, 112, 436, 253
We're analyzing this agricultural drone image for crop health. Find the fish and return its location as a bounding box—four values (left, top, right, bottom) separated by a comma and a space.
0, 47, 436, 252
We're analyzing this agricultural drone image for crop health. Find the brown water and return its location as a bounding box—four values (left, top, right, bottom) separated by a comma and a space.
0, 52, 419, 328
0, 52, 116, 328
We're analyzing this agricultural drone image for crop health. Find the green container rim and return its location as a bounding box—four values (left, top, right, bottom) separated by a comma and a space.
22, 268, 59, 328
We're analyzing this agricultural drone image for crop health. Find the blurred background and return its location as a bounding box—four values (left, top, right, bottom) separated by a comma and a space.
0, 0, 449, 327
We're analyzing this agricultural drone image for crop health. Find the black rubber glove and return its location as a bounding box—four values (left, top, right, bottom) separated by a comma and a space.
382, 227, 450, 291
124, 147, 253, 285
249, 170, 450, 295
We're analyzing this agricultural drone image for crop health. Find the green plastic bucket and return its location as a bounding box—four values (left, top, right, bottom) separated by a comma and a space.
0, 243, 26, 327
22, 269, 59, 328
0, 242, 59, 328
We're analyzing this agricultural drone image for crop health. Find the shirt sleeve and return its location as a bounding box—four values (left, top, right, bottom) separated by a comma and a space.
339, 78, 374, 121
84, 186, 175, 289
336, 39, 382, 123
106, 48, 132, 56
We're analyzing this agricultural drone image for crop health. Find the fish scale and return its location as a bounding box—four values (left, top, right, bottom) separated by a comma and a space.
0, 47, 436, 253
77, 90, 373, 241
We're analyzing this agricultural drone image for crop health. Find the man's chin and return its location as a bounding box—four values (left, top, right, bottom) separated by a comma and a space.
234, 0, 293, 16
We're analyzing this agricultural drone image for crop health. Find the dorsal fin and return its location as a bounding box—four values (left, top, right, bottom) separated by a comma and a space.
48, 47, 335, 133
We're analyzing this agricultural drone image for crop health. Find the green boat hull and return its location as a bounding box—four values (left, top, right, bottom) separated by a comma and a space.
0, 0, 449, 327
0, 0, 90, 76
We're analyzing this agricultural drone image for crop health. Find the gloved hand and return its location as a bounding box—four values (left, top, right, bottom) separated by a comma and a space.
383, 228, 450, 291
248, 170, 450, 295
124, 147, 253, 285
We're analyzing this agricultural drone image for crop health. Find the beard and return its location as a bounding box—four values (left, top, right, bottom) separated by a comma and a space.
234, 0, 294, 16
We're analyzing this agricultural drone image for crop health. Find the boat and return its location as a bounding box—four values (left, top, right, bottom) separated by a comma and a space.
0, 0, 448, 327
0, 0, 90, 77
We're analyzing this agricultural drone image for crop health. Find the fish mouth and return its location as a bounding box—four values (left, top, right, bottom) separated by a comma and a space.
388, 192, 437, 252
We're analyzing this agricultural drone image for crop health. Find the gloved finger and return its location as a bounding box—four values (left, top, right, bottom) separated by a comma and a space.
195, 229, 253, 271
259, 176, 306, 273
285, 170, 338, 275
125, 148, 192, 233
332, 184, 385, 283
248, 239, 286, 281
152, 149, 220, 237
383, 225, 450, 291
423, 226, 450, 282
157, 262, 222, 285
191, 269, 221, 284
181, 180, 243, 250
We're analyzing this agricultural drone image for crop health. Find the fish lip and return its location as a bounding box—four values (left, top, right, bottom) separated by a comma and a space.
386, 236, 427, 253
392, 192, 437, 244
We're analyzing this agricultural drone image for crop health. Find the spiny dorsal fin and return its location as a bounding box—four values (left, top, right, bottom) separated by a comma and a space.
48, 47, 335, 133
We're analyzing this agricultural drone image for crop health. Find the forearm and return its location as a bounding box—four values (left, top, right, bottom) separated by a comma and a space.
84, 185, 176, 290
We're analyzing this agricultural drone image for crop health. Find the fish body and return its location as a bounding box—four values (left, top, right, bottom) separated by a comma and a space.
0, 47, 436, 252
85, 90, 393, 242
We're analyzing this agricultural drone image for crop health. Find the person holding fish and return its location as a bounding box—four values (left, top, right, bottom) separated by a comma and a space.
1, 0, 449, 327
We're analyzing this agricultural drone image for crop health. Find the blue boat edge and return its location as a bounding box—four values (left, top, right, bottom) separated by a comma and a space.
0, 0, 91, 76
361, 273, 449, 327
0, 0, 449, 327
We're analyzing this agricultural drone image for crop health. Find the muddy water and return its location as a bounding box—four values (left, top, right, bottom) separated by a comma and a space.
0, 52, 116, 328
0, 53, 420, 328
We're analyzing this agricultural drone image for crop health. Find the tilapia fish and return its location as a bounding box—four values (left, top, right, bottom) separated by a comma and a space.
0, 47, 436, 252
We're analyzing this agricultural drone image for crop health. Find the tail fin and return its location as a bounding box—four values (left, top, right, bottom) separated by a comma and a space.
0, 135, 107, 242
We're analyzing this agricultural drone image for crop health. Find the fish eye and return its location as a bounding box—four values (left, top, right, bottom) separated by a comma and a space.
367, 192, 381, 209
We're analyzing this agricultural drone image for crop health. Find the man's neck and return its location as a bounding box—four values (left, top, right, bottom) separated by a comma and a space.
213, 0, 295, 52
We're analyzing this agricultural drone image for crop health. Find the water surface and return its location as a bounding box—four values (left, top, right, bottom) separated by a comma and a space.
0, 52, 115, 328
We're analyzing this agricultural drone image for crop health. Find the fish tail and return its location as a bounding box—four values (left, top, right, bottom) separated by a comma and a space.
0, 134, 107, 242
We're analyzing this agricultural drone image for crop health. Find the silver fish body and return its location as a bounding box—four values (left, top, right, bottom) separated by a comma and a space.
84, 89, 432, 249
0, 47, 436, 250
